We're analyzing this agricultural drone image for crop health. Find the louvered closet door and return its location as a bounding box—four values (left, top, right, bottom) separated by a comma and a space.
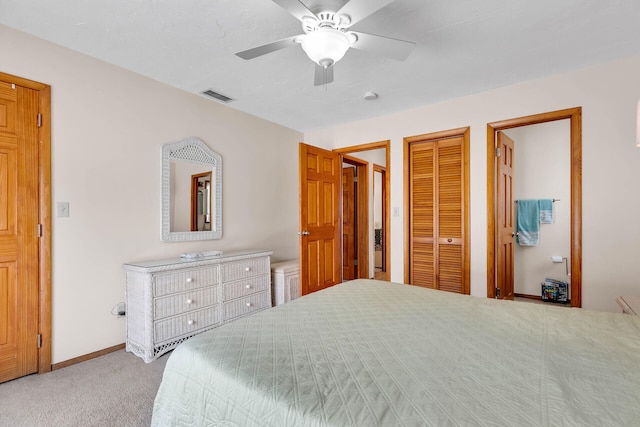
436, 138, 464, 293
409, 136, 466, 294
409, 143, 435, 288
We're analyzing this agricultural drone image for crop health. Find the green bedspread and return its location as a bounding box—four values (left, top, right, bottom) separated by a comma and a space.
152, 279, 640, 426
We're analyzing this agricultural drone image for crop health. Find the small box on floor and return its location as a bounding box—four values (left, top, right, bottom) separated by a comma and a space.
541, 278, 569, 303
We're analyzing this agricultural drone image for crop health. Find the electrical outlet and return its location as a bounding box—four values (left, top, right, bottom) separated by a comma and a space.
116, 302, 126, 317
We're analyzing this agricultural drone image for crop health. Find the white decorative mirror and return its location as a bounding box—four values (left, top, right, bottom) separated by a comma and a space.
161, 137, 222, 241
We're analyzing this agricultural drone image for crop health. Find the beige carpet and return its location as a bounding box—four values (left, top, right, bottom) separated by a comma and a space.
0, 349, 169, 427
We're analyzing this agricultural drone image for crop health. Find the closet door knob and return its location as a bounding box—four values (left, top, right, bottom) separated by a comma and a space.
245, 267, 251, 272
186, 299, 193, 305
187, 320, 195, 326
246, 302, 252, 307
186, 277, 193, 283
245, 285, 251, 289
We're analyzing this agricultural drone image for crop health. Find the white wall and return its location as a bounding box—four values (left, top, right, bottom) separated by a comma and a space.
1, 25, 302, 363
306, 55, 640, 313
506, 121, 572, 297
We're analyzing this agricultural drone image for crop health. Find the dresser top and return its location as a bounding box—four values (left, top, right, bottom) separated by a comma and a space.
123, 249, 272, 272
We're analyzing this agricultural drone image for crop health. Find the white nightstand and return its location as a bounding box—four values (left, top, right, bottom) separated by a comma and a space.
616, 296, 640, 315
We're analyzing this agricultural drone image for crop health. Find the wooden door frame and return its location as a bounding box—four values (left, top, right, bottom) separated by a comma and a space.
486, 107, 582, 307
403, 127, 470, 292
341, 155, 368, 279
333, 141, 390, 281
0, 71, 52, 373
373, 164, 387, 275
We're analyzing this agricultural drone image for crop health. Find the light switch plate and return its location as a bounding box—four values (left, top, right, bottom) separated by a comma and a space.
57, 202, 70, 217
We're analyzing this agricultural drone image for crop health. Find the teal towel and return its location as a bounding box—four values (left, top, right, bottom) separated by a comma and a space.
517, 200, 539, 246
539, 199, 554, 224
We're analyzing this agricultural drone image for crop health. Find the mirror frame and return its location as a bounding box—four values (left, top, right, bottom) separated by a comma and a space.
161, 137, 222, 242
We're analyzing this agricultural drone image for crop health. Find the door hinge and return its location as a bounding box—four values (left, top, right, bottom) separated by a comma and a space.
354, 259, 358, 266
37, 224, 43, 237
37, 334, 42, 348
495, 287, 501, 298
495, 147, 501, 157
353, 176, 358, 183
37, 113, 42, 128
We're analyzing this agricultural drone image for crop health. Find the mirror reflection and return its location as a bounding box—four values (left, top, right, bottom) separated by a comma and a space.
191, 171, 212, 231
162, 137, 222, 242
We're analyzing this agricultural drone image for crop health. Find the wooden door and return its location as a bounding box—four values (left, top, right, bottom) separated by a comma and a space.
436, 138, 465, 293
299, 143, 341, 295
342, 166, 356, 280
496, 132, 515, 300
406, 129, 469, 294
0, 81, 40, 383
408, 142, 436, 288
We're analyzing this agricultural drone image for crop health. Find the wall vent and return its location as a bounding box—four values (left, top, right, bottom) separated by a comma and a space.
201, 89, 234, 103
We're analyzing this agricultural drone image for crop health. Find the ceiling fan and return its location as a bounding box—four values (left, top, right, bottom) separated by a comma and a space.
235, 0, 416, 86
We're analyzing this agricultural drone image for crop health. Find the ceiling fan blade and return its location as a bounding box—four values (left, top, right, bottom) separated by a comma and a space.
235, 35, 301, 60
350, 31, 416, 61
336, 0, 394, 26
314, 64, 334, 86
272, 0, 318, 21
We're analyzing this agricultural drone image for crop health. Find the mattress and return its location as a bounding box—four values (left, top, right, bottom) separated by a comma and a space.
152, 279, 640, 426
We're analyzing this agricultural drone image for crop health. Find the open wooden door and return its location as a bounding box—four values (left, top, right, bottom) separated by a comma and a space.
487, 108, 582, 306
299, 143, 341, 295
496, 131, 515, 300
342, 166, 356, 280
0, 81, 40, 382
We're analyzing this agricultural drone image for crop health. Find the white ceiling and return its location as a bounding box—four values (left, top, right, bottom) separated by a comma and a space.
2, 0, 640, 132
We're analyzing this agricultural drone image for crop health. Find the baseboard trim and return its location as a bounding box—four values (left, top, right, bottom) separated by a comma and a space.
514, 293, 541, 301
51, 343, 126, 371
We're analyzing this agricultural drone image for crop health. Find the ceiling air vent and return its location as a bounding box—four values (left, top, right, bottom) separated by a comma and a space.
201, 89, 234, 103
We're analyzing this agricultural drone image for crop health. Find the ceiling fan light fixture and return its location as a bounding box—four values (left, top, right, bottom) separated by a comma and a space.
301, 28, 351, 67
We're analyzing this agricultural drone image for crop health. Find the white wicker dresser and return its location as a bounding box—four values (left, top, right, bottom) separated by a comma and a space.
124, 249, 272, 362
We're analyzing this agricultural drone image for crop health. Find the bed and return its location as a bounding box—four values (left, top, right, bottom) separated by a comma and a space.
152, 279, 640, 426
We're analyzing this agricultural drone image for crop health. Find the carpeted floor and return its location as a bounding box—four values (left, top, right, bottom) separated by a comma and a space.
0, 349, 169, 427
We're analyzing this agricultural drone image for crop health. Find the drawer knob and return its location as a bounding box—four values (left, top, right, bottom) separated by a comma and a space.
187, 320, 195, 326
246, 302, 252, 307
186, 299, 193, 305
245, 267, 251, 272
245, 285, 251, 289
186, 277, 193, 283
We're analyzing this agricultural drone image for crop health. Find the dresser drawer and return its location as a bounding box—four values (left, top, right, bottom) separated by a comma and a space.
154, 287, 219, 320
222, 257, 269, 282
222, 275, 270, 301
223, 290, 271, 321
154, 306, 221, 344
153, 267, 219, 297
